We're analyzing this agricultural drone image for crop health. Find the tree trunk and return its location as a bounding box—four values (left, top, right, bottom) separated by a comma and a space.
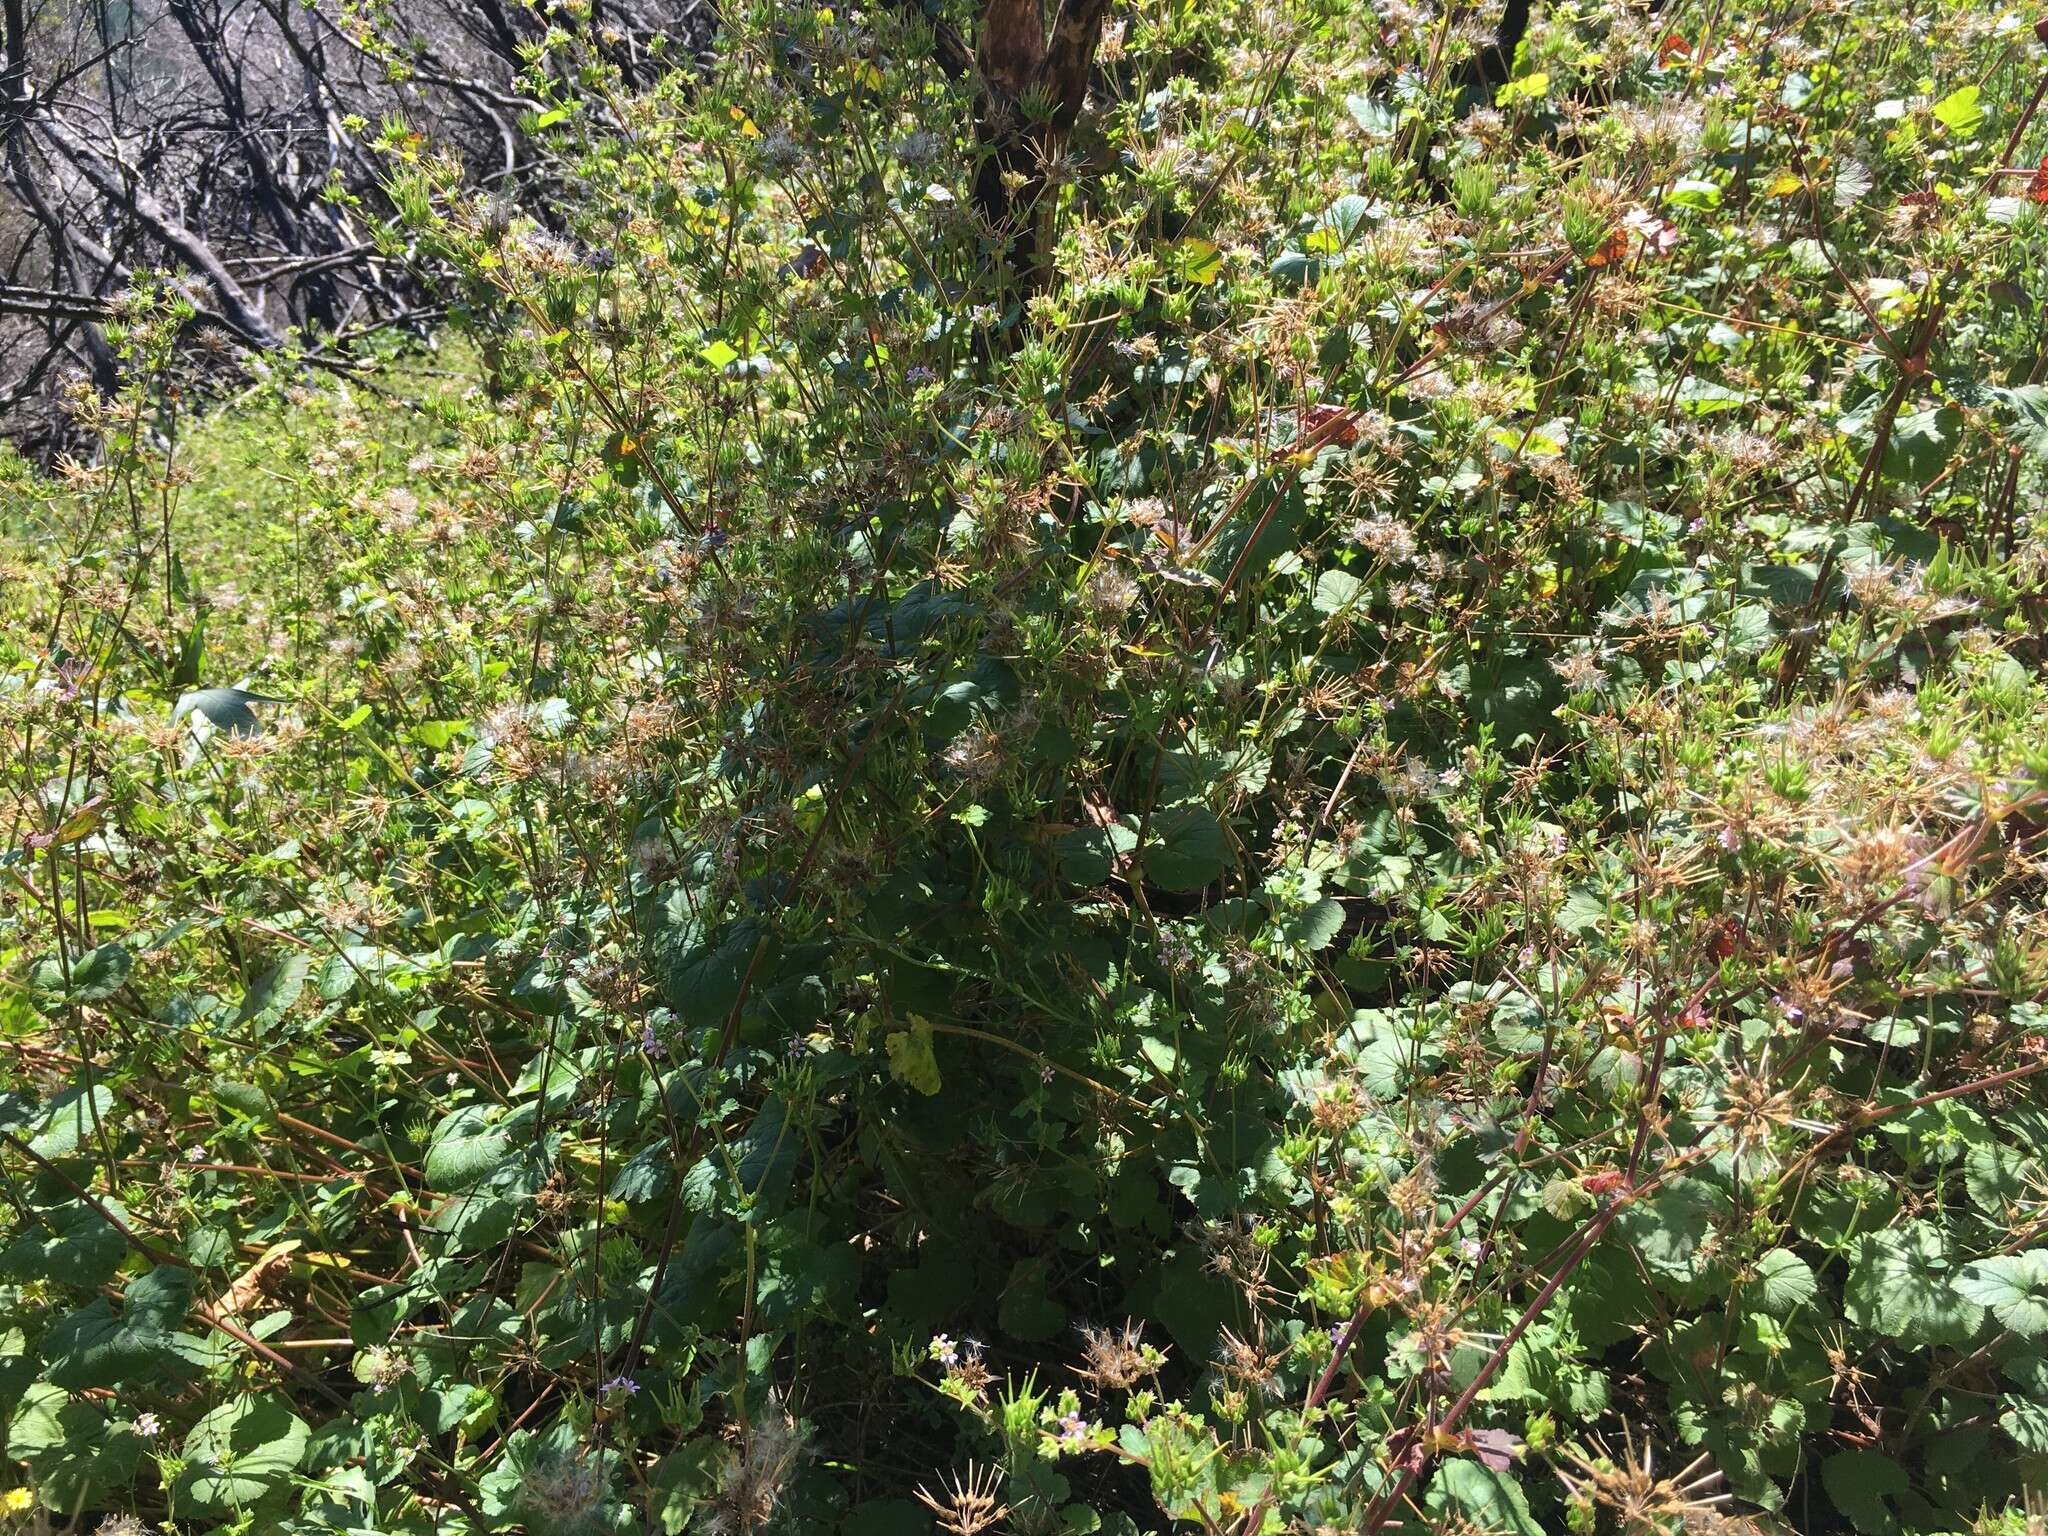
970, 0, 1112, 293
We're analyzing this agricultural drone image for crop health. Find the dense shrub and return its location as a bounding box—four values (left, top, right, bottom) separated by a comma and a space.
5, 0, 2048, 1532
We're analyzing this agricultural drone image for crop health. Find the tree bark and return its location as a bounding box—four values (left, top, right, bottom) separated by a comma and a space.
970, 0, 1112, 293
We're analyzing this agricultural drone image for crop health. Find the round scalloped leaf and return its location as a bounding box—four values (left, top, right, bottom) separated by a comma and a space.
28, 942, 131, 1005
1845, 1224, 1985, 1345
1428, 1457, 1542, 1536
7, 1382, 144, 1512
172, 1393, 309, 1517
24, 1083, 115, 1160
43, 1267, 194, 1389
0, 1197, 128, 1285
423, 1104, 517, 1190
1956, 1252, 2048, 1339
1054, 819, 1137, 885
1141, 806, 1231, 893
1278, 896, 1346, 951
1748, 1248, 1817, 1312
172, 686, 281, 737
1822, 1448, 1908, 1534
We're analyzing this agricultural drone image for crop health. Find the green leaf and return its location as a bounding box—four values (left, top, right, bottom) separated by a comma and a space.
1055, 819, 1137, 885
601, 429, 642, 487
1313, 568, 1364, 615
1956, 1252, 2048, 1338
1429, 1458, 1541, 1536
44, 1266, 196, 1389
2000, 1395, 2048, 1453
1967, 1138, 2043, 1214
1991, 384, 2048, 459
1495, 70, 1549, 106
1932, 84, 1984, 137
1615, 1179, 1725, 1292
24, 1083, 115, 1159
234, 953, 311, 1030
1845, 1224, 1985, 1344
1556, 887, 1607, 935
1344, 93, 1398, 135
412, 718, 468, 750
212, 1079, 272, 1119
314, 944, 408, 1001
29, 942, 131, 1004
660, 919, 764, 1029
424, 1104, 518, 1190
1316, 194, 1375, 249
701, 339, 740, 369
1343, 1010, 1437, 1098
1884, 405, 1962, 484
1269, 248, 1321, 286
6, 1382, 144, 1512
173, 686, 280, 736
1823, 1448, 1907, 1534
1278, 897, 1346, 952
1748, 1248, 1817, 1312
1677, 378, 1749, 415
1141, 806, 1231, 893
173, 1394, 310, 1516
0, 1198, 128, 1285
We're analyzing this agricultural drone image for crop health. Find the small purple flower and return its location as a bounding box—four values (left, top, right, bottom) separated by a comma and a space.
932, 1333, 960, 1366
600, 1375, 638, 1397
1057, 1411, 1091, 1447
639, 1023, 666, 1059
905, 364, 938, 385
133, 1411, 162, 1439
1157, 928, 1198, 972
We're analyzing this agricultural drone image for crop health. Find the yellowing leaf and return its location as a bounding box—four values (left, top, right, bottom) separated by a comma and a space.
701, 339, 739, 369
47, 798, 106, 847
1767, 171, 1802, 196
412, 719, 467, 750
1175, 237, 1222, 285
1932, 85, 1984, 137
791, 783, 827, 837
1495, 71, 1549, 106
884, 1015, 942, 1095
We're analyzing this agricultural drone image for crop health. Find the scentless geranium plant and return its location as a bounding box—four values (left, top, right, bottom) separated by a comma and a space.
5, 0, 2048, 1532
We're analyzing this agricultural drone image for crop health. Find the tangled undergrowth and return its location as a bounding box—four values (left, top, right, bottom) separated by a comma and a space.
6, 0, 2048, 1531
